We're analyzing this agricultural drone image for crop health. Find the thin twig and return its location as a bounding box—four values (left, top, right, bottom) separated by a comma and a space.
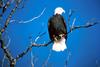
31, 51, 34, 67
2, 56, 5, 67
42, 49, 52, 67
67, 9, 74, 28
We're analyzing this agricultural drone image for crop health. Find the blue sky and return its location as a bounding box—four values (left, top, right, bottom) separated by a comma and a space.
0, 0, 100, 67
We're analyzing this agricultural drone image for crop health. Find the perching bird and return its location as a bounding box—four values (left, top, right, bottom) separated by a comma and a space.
48, 7, 67, 52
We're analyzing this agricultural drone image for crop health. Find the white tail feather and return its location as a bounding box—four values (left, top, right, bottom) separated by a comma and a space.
52, 37, 67, 52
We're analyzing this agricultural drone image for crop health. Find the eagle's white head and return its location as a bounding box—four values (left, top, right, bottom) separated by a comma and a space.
54, 7, 65, 15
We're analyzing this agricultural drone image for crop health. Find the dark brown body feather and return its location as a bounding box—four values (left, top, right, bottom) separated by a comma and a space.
48, 14, 67, 41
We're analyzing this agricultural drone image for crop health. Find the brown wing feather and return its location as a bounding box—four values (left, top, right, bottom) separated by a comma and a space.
48, 14, 67, 41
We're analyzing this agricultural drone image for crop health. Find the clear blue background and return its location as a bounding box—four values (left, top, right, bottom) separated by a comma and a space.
0, 0, 100, 67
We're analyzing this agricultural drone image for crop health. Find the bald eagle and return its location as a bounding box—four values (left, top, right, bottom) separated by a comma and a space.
48, 7, 67, 52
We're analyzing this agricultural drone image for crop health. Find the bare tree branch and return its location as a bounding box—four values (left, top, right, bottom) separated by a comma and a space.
2, 34, 11, 67
0, 38, 13, 63
31, 51, 34, 67
17, 0, 28, 9
67, 9, 75, 28
2, 55, 5, 67
0, 0, 23, 67
0, 0, 11, 17
67, 22, 99, 34
18, 8, 46, 23
1, 0, 22, 33
0, 1, 49, 66
0, 0, 22, 62
71, 18, 76, 27
42, 49, 52, 67
15, 32, 52, 61
9, 8, 46, 23
30, 51, 38, 67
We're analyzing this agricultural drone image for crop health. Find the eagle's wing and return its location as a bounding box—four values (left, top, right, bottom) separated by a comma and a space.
48, 14, 67, 41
